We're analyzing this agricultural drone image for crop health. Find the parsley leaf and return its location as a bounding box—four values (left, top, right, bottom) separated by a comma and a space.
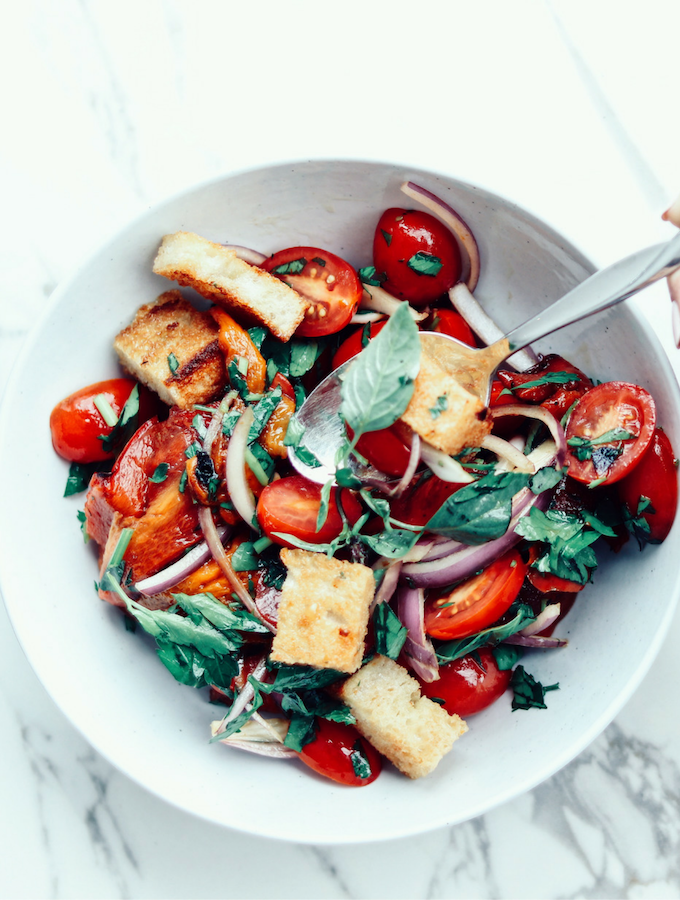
149, 463, 169, 484
64, 461, 104, 497
407, 252, 443, 277
98, 385, 140, 456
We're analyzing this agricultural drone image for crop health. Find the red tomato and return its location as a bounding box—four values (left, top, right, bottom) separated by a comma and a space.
429, 308, 476, 346
270, 372, 296, 400
566, 382, 656, 485
496, 355, 593, 421
298, 718, 381, 786
261, 246, 362, 337
331, 321, 387, 370
390, 473, 465, 526
424, 548, 528, 640
527, 570, 584, 593
418, 648, 512, 716
373, 208, 461, 306
350, 423, 413, 478
50, 378, 157, 463
618, 427, 678, 542
256, 475, 363, 547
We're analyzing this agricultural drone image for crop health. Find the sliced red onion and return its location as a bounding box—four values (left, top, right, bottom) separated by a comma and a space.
211, 716, 296, 758
197, 506, 275, 632
519, 603, 561, 636
401, 475, 552, 588
359, 286, 427, 322
448, 283, 539, 372
372, 561, 403, 609
222, 244, 267, 266
134, 525, 230, 595
504, 634, 568, 649
350, 311, 387, 324
401, 181, 481, 292
490, 404, 568, 468
225, 655, 268, 724
388, 433, 421, 498
481, 434, 535, 473
203, 390, 237, 457
397, 584, 439, 682
225, 407, 257, 529
420, 537, 464, 561
420, 441, 475, 484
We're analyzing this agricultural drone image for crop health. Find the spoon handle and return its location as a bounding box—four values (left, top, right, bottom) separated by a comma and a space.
503, 231, 680, 352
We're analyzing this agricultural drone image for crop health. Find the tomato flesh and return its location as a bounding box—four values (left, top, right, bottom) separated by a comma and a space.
618, 427, 678, 542
331, 321, 387, 370
298, 718, 381, 786
50, 378, 158, 463
566, 382, 656, 485
390, 473, 465, 526
424, 548, 527, 640
261, 246, 362, 337
418, 648, 511, 716
256, 475, 363, 547
429, 308, 476, 346
373, 208, 461, 305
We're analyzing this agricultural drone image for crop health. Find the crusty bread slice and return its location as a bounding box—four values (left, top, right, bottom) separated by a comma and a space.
153, 232, 306, 341
270, 549, 374, 674
339, 655, 467, 779
399, 351, 492, 456
114, 290, 226, 408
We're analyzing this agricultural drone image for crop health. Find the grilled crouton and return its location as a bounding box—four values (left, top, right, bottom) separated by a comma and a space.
270, 549, 374, 674
339, 655, 467, 779
114, 291, 226, 408
399, 352, 492, 456
153, 232, 306, 342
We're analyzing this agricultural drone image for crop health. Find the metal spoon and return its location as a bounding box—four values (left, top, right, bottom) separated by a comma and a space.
289, 232, 680, 485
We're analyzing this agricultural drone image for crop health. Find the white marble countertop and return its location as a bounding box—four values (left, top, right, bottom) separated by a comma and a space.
3, 2, 680, 897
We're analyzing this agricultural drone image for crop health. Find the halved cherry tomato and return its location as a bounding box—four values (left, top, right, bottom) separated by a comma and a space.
428, 308, 475, 346
373, 208, 461, 306
418, 648, 511, 716
424, 548, 527, 640
496, 354, 593, 421
256, 475, 363, 547
390, 473, 465, 526
527, 570, 584, 593
50, 378, 158, 463
618, 427, 678, 542
298, 718, 381, 786
566, 382, 656, 485
349, 423, 413, 478
261, 246, 362, 337
331, 321, 387, 370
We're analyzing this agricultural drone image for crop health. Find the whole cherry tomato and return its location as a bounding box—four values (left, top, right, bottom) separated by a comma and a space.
618, 427, 678, 543
50, 378, 158, 463
256, 475, 363, 547
428, 308, 476, 346
418, 648, 512, 717
331, 321, 387, 370
424, 548, 528, 640
298, 718, 381, 786
373, 208, 461, 306
565, 382, 656, 485
261, 246, 362, 337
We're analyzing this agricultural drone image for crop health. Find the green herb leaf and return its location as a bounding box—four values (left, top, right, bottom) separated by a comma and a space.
271, 258, 307, 275
407, 251, 443, 277
358, 265, 387, 286
168, 352, 179, 374
316, 478, 333, 532
436, 603, 536, 664
312, 256, 326, 267
340, 301, 421, 437
429, 394, 448, 419
248, 386, 282, 442
247, 326, 267, 349
380, 229, 392, 246
492, 644, 524, 671
373, 603, 408, 659
64, 461, 102, 497
149, 463, 169, 484
98, 385, 140, 455
76, 509, 90, 543
426, 471, 530, 545
230, 541, 259, 572
529, 466, 563, 494
510, 665, 559, 710
350, 742, 373, 779
509, 371, 582, 392
360, 528, 421, 559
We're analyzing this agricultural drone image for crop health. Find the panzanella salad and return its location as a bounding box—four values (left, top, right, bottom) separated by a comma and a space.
50, 182, 678, 785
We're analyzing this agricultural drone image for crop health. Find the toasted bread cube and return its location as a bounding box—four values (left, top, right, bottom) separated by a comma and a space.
114, 291, 226, 408
339, 655, 467, 779
271, 549, 374, 674
399, 352, 492, 455
153, 232, 306, 342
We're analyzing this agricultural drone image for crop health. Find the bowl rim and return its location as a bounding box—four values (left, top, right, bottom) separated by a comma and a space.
2, 157, 679, 843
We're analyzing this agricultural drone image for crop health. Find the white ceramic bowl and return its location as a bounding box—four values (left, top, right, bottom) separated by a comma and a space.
1, 160, 679, 843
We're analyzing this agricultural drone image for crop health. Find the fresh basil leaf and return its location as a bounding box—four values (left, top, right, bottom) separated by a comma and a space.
436, 603, 536, 664
340, 301, 421, 437
265, 663, 346, 693
380, 229, 392, 246
312, 256, 326, 267
167, 352, 179, 374
247, 442, 275, 481
360, 527, 421, 559
510, 371, 582, 391
492, 644, 524, 671
271, 258, 307, 275
156, 640, 238, 690
373, 603, 408, 660
407, 251, 443, 277
216, 682, 265, 740
174, 594, 268, 635
227, 359, 249, 398
429, 394, 448, 419
258, 553, 287, 590
77, 509, 90, 543
350, 742, 373, 779
149, 463, 169, 484
316, 478, 333, 532
335, 467, 362, 489
283, 414, 305, 448
64, 461, 102, 497
248, 386, 282, 442
358, 265, 387, 286
289, 341, 322, 378
98, 385, 140, 455
510, 665, 559, 711
426, 471, 530, 545
529, 466, 563, 494
230, 542, 259, 572
247, 326, 267, 349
